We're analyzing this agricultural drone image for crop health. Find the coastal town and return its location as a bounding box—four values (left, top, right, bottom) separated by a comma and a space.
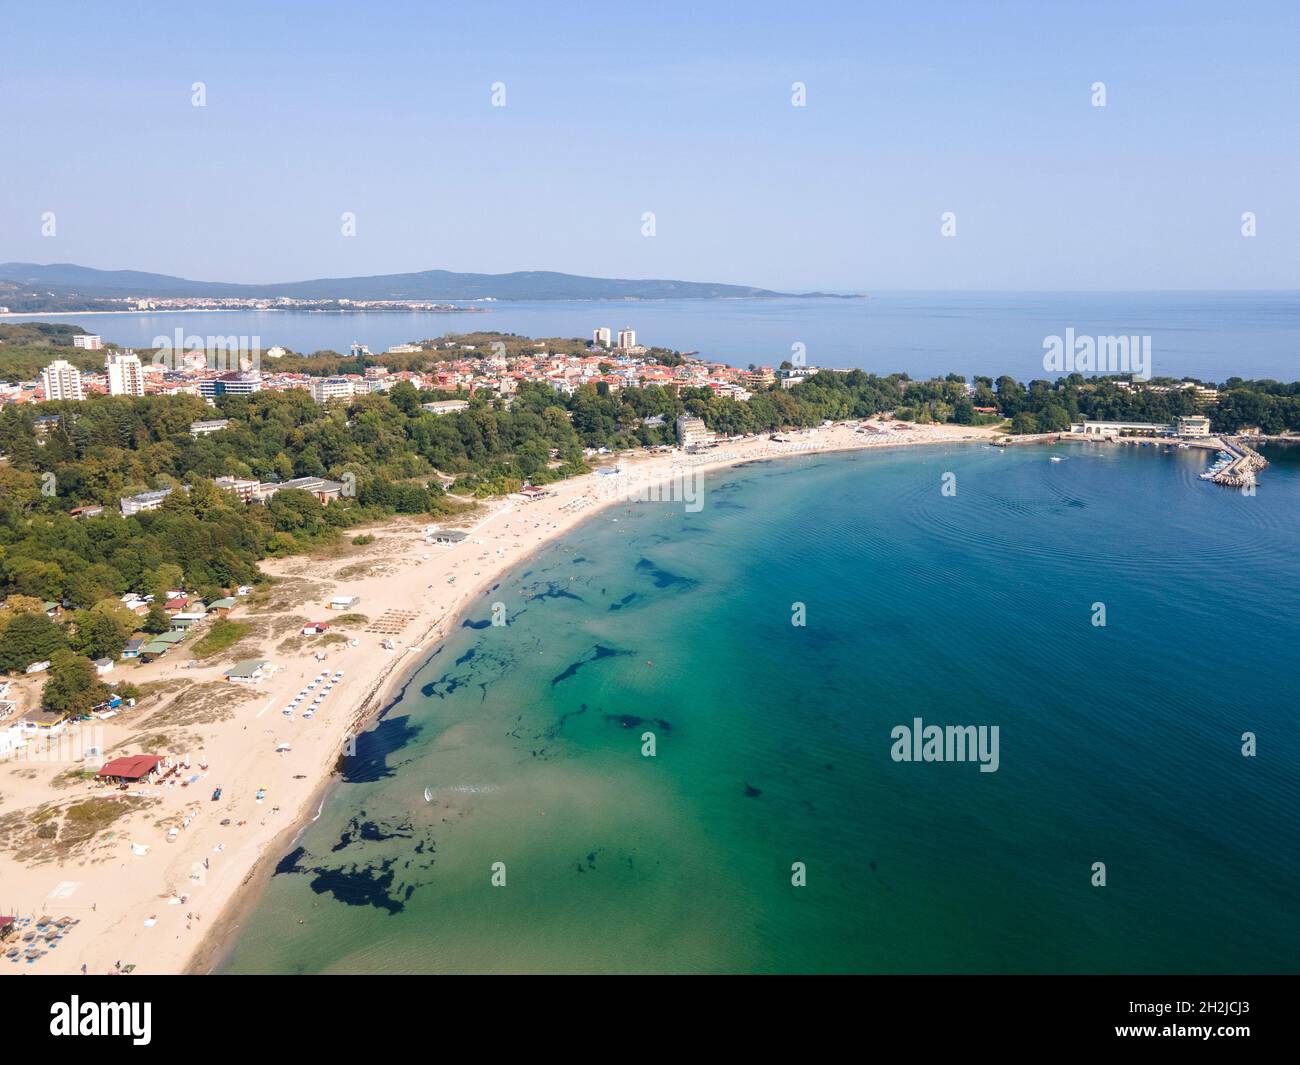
0, 326, 790, 409
0, 290, 495, 315
6, 323, 1279, 512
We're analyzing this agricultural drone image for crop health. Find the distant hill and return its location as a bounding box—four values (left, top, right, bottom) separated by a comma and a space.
0, 262, 850, 302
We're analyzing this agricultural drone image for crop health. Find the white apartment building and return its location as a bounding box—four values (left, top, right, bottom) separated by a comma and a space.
1116, 379, 1219, 404
1071, 417, 1212, 439
72, 334, 104, 350
198, 372, 262, 398
41, 360, 84, 401
119, 487, 173, 515
105, 352, 145, 397
421, 399, 470, 415
593, 327, 612, 348
1176, 415, 1212, 437
189, 418, 231, 437
309, 377, 355, 403
616, 328, 637, 351
213, 476, 260, 503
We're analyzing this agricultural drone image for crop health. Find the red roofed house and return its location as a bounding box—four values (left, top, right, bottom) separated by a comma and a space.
96, 754, 162, 784
164, 597, 188, 613
301, 621, 330, 636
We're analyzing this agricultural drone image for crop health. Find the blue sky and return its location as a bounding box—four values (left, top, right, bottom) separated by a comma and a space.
1, 0, 1297, 290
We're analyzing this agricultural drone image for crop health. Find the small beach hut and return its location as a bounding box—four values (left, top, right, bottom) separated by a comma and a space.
96, 755, 162, 785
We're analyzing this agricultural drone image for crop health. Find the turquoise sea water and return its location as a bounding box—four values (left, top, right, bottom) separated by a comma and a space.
220, 442, 1300, 974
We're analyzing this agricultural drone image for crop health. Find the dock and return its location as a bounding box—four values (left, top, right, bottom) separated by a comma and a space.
994, 431, 1269, 488
1203, 437, 1268, 488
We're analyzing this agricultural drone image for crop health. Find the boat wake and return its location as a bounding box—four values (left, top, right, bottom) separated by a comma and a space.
423, 784, 500, 801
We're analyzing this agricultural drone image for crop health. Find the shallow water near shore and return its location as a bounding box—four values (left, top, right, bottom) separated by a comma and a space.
219, 443, 1300, 973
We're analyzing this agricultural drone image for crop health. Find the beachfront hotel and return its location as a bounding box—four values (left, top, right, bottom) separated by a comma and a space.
676, 414, 712, 448
1070, 415, 1213, 438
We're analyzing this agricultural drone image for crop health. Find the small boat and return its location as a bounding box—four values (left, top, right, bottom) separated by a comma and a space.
1049, 456, 1063, 463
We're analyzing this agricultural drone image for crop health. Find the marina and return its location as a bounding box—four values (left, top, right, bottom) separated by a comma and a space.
1000, 429, 1271, 489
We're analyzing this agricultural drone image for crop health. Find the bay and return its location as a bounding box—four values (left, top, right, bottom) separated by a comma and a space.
219, 442, 1300, 974
8, 290, 1299, 381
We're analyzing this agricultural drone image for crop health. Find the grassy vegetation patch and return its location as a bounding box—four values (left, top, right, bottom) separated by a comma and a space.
191, 619, 250, 658
139, 682, 253, 729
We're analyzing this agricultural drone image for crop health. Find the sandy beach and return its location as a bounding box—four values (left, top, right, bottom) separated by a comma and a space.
0, 420, 996, 976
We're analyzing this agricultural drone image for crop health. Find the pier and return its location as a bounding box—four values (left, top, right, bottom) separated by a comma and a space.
1207, 437, 1268, 488
994, 430, 1269, 488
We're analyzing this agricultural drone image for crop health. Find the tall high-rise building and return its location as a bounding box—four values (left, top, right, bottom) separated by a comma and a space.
593, 327, 612, 348
616, 328, 636, 350
41, 359, 85, 401
106, 352, 145, 397
72, 334, 103, 350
